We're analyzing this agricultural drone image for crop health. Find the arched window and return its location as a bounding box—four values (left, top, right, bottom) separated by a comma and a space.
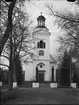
37, 40, 45, 48
40, 40, 43, 48
40, 64, 43, 68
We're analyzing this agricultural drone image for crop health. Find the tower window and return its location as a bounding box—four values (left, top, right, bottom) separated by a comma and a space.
39, 50, 44, 56
37, 40, 45, 48
40, 40, 43, 48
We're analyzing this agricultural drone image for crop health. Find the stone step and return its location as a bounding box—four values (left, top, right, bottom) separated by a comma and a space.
39, 83, 50, 88
19, 85, 32, 87
19, 82, 50, 88
19, 81, 32, 87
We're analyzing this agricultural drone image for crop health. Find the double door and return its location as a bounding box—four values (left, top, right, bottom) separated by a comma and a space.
38, 72, 44, 82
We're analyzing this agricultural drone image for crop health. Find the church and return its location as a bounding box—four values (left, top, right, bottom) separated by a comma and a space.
23, 13, 57, 82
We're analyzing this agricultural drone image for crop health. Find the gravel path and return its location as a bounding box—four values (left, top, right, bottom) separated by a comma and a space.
1, 88, 79, 104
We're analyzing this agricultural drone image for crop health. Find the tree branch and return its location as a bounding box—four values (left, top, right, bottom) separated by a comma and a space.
0, 63, 9, 68
0, 55, 9, 61
0, 0, 17, 55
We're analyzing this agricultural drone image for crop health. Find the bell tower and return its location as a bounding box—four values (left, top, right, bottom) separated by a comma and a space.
32, 13, 50, 60
32, 13, 51, 81
24, 13, 56, 82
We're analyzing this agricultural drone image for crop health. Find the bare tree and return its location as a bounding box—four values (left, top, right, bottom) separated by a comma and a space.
0, 3, 35, 90
0, 0, 31, 55
46, 2, 79, 63
0, 0, 17, 55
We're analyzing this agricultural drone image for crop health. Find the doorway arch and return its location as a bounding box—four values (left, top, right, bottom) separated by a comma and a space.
36, 63, 45, 82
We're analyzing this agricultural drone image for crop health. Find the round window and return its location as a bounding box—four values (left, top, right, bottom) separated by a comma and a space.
40, 64, 43, 68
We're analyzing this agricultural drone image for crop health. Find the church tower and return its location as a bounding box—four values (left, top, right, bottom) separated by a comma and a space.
24, 13, 56, 82
32, 13, 51, 82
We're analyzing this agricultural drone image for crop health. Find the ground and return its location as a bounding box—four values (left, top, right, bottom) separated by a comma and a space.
1, 87, 79, 104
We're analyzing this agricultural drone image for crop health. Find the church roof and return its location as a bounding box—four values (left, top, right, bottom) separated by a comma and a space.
35, 26, 48, 30
35, 25, 47, 29
49, 54, 56, 63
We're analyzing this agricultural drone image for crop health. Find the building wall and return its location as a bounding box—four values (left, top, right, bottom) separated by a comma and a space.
33, 60, 51, 81
24, 62, 34, 81
23, 28, 56, 81
31, 29, 51, 81
24, 61, 57, 81
33, 30, 50, 60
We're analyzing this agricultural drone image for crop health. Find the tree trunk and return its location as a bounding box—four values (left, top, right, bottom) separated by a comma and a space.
8, 36, 13, 91
8, 70, 13, 91
0, 0, 16, 56
12, 44, 17, 82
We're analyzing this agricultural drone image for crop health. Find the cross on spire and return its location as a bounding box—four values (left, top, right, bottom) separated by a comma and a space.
41, 12, 42, 15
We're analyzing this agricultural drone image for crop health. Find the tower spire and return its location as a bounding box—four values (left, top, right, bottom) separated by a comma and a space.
41, 12, 42, 15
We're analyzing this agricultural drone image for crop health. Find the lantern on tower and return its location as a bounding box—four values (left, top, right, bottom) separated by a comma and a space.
37, 12, 46, 28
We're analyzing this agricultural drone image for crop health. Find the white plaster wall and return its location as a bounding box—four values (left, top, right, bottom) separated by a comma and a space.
34, 30, 50, 60
23, 61, 56, 82
24, 62, 34, 81
44, 61, 51, 81
50, 63, 53, 81
22, 28, 53, 81
32, 29, 51, 81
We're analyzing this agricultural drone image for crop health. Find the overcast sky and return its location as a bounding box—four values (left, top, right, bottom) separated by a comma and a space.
24, 0, 76, 57
1, 0, 77, 69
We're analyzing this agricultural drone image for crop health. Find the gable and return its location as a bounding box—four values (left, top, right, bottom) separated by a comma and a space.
50, 54, 56, 63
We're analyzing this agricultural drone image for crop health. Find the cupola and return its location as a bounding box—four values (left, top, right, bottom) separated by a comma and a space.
36, 12, 46, 28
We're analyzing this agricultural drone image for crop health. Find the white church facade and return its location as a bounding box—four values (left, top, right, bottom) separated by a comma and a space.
23, 13, 56, 82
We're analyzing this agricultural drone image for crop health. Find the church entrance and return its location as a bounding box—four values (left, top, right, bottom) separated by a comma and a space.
36, 65, 45, 82
38, 71, 45, 82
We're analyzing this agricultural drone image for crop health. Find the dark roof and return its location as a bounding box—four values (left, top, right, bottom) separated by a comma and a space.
35, 25, 48, 29
37, 15, 46, 20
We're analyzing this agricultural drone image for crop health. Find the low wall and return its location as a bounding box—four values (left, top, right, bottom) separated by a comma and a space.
0, 82, 2, 86
71, 83, 76, 88
32, 83, 39, 88
50, 83, 57, 88
13, 82, 17, 88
